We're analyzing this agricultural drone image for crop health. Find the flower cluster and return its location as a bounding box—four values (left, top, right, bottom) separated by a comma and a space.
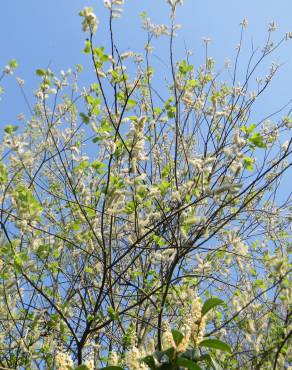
125, 346, 148, 370
161, 296, 207, 354
143, 18, 170, 37
55, 350, 74, 370
104, 0, 125, 19
79, 7, 99, 34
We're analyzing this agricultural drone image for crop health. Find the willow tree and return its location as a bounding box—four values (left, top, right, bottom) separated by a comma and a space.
0, 0, 291, 369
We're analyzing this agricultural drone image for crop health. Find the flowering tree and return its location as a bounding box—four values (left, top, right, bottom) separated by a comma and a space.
0, 0, 291, 369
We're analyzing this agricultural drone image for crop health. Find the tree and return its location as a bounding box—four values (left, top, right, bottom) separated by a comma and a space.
0, 1, 291, 369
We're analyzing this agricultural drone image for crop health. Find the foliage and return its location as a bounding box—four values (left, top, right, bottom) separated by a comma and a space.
0, 0, 291, 369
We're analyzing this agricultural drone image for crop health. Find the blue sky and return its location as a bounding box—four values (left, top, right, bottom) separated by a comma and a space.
1, 0, 292, 129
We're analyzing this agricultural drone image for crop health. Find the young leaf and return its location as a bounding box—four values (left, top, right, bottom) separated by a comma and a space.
199, 339, 232, 353
9, 59, 18, 69
243, 157, 254, 171
248, 132, 266, 149
36, 69, 46, 76
201, 298, 224, 316
107, 306, 119, 320
4, 124, 19, 134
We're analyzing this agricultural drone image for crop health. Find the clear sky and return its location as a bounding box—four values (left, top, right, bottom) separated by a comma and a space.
1, 0, 292, 133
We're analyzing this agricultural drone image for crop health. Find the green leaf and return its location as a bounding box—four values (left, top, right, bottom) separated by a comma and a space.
92, 136, 101, 143
14, 185, 43, 218
154, 107, 162, 116
9, 59, 18, 69
0, 163, 8, 183
161, 347, 175, 360
201, 298, 224, 316
158, 365, 172, 370
83, 40, 91, 54
91, 160, 106, 173
248, 132, 266, 149
162, 164, 171, 177
80, 112, 90, 124
179, 60, 193, 76
241, 124, 256, 136
243, 157, 254, 171
85, 207, 95, 218
124, 201, 135, 215
14, 251, 29, 269
74, 160, 89, 172
199, 339, 232, 353
85, 266, 94, 274
181, 348, 200, 361
76, 64, 83, 73
165, 98, 176, 118
4, 124, 18, 134
176, 357, 203, 370
198, 354, 222, 370
36, 69, 46, 76
139, 11, 148, 19
107, 306, 119, 320
171, 329, 184, 346
158, 181, 170, 196
127, 99, 136, 109
141, 355, 156, 370
75, 366, 89, 370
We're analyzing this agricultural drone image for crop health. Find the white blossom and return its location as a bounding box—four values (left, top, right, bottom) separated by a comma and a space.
55, 350, 74, 370
79, 7, 99, 34
240, 18, 248, 28
268, 21, 277, 32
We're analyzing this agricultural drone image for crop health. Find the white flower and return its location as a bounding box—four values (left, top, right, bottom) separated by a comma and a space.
240, 18, 248, 28
143, 18, 170, 37
120, 51, 133, 60
17, 113, 25, 121
16, 77, 25, 86
79, 7, 99, 34
145, 338, 155, 355
189, 157, 204, 172
3, 65, 12, 75
108, 351, 119, 365
230, 161, 243, 174
84, 356, 94, 370
97, 69, 106, 78
107, 54, 116, 64
161, 322, 176, 350
125, 347, 147, 370
222, 59, 231, 70
202, 37, 212, 45
55, 350, 74, 370
249, 90, 257, 100
104, 0, 112, 9
268, 21, 277, 32
234, 131, 246, 147
103, 0, 125, 19
281, 140, 289, 151
171, 190, 181, 202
